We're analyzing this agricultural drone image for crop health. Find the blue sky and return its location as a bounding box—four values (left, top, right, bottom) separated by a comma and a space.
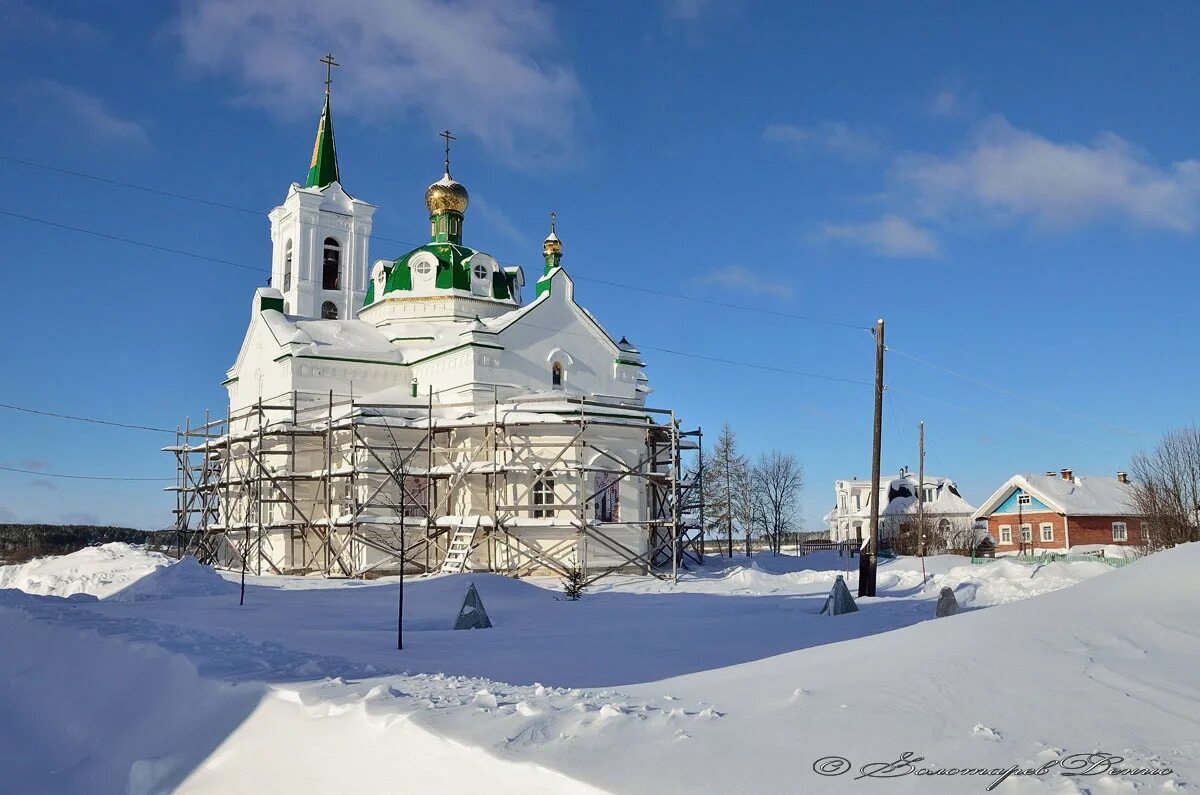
1, 0, 1197, 530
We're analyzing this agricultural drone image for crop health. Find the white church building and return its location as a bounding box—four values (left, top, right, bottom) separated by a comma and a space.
168, 80, 700, 582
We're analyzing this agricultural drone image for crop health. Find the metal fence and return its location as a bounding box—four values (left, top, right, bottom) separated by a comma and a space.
969, 552, 1139, 569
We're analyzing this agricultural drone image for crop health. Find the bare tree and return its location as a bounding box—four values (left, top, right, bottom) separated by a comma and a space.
731, 461, 765, 557
752, 451, 804, 555
1129, 426, 1200, 551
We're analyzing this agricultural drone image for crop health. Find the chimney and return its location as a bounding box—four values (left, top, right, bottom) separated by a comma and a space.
1060, 468, 1073, 481
1117, 471, 1129, 484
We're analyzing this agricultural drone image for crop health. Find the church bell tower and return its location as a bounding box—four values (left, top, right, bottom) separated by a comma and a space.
267, 53, 375, 319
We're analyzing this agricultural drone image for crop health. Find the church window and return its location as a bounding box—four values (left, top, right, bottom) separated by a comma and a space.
473, 263, 488, 281
532, 476, 555, 518
552, 361, 563, 387
321, 301, 338, 320
439, 217, 447, 234
322, 237, 341, 290
414, 259, 434, 278
283, 240, 293, 292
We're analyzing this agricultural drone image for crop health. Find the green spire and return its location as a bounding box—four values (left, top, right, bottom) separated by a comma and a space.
305, 54, 341, 189
305, 94, 340, 189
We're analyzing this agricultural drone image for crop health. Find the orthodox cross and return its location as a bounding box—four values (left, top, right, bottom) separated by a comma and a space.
321, 53, 339, 95
550, 210, 557, 234
439, 129, 456, 174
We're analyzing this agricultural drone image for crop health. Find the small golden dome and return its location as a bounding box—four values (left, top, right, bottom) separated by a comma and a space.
543, 231, 562, 257
425, 172, 469, 215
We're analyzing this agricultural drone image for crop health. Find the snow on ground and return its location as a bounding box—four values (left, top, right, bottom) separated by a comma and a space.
0, 542, 171, 598
1, 545, 1196, 794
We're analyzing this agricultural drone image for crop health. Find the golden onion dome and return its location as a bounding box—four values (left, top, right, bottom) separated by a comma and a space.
425, 172, 469, 215
543, 230, 563, 257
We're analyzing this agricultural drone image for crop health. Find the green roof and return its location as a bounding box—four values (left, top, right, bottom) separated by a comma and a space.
304, 95, 340, 189
367, 242, 515, 305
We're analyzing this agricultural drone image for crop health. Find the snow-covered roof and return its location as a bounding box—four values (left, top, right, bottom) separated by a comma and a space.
262, 313, 405, 364
834, 473, 976, 520
975, 474, 1138, 518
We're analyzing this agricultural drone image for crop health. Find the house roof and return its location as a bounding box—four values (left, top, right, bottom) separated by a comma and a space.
975, 474, 1138, 518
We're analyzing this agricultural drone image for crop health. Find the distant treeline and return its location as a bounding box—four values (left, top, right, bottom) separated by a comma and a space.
0, 524, 171, 564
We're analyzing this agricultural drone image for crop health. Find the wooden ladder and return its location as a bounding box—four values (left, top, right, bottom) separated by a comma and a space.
439, 517, 481, 574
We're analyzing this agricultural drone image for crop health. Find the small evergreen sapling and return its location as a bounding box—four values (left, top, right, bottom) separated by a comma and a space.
562, 566, 586, 600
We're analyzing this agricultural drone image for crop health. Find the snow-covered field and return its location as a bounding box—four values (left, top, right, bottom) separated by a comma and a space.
1, 543, 1195, 794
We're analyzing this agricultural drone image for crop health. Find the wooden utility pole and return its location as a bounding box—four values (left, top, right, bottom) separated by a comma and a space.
859, 318, 885, 598
918, 420, 927, 584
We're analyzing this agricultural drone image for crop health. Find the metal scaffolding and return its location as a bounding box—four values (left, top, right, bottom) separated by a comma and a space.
166, 390, 702, 583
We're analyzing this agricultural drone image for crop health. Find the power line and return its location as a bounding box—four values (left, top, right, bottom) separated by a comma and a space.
0, 153, 262, 216
571, 275, 871, 331
0, 465, 171, 482
0, 152, 426, 252
517, 319, 874, 386
0, 152, 872, 331
887, 345, 1144, 437
887, 385, 1095, 446
0, 402, 175, 433
0, 208, 262, 273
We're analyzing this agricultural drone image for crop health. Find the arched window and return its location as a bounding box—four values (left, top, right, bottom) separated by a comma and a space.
532, 476, 555, 518
551, 361, 563, 388
321, 301, 338, 320
283, 240, 293, 292
322, 237, 341, 290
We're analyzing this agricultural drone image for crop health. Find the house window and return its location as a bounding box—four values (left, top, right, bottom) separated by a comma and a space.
1040, 523, 1054, 542
923, 486, 937, 503
999, 525, 1012, 543
1112, 522, 1128, 542
322, 237, 341, 290
551, 361, 563, 388
283, 240, 293, 292
839, 495, 847, 512
321, 301, 338, 320
853, 493, 861, 511
532, 476, 555, 518
1020, 524, 1032, 543
1017, 494, 1032, 507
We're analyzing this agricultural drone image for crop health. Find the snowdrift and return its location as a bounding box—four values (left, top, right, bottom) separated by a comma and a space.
0, 542, 171, 598
109, 556, 239, 602
1, 544, 1194, 793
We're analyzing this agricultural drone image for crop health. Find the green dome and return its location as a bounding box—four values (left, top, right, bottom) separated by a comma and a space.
364, 242, 516, 305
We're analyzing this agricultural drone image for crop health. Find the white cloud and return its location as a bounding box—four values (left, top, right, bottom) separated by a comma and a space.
472, 195, 528, 250
24, 81, 149, 146
820, 216, 941, 259
176, 0, 582, 169
764, 122, 884, 162
697, 265, 793, 299
891, 115, 1200, 232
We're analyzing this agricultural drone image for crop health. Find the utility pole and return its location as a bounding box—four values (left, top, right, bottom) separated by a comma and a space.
859, 318, 884, 598
918, 420, 926, 584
